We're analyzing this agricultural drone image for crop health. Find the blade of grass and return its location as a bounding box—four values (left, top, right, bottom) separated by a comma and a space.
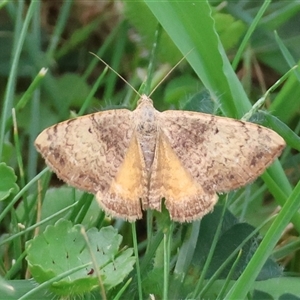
199, 214, 277, 298
144, 24, 162, 95
216, 250, 242, 300
0, 0, 37, 159
225, 180, 300, 299
0, 201, 78, 246
78, 67, 108, 116
261, 168, 300, 232
163, 222, 174, 300
0, 0, 9, 9
173, 220, 201, 281
82, 20, 125, 82
232, 0, 271, 70
261, 111, 300, 152
81, 227, 106, 300
269, 68, 300, 124
272, 238, 300, 261
55, 16, 105, 60
0, 167, 47, 223
145, 0, 251, 117
12, 109, 25, 188
274, 31, 300, 76
269, 32, 300, 123
18, 263, 91, 300
15, 68, 48, 111
193, 202, 227, 298
242, 65, 297, 121
103, 22, 128, 101
46, 0, 73, 60
4, 249, 27, 280
113, 278, 132, 300
131, 222, 143, 300
27, 3, 43, 181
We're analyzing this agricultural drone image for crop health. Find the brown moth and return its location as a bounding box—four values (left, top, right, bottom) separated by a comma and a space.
35, 94, 285, 222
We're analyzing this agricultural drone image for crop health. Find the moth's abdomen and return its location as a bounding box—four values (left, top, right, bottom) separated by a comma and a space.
134, 97, 159, 172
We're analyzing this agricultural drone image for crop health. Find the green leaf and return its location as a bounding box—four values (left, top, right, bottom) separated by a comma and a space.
0, 278, 52, 300
142, 267, 164, 298
252, 289, 274, 300
0, 162, 19, 201
163, 75, 200, 105
212, 10, 246, 51
26, 219, 135, 296
192, 206, 282, 281
1, 142, 15, 163
182, 90, 218, 114
254, 277, 300, 299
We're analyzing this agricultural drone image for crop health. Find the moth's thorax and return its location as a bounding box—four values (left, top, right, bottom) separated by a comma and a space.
135, 95, 159, 172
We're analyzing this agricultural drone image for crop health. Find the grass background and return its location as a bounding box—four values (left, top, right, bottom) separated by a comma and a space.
0, 1, 300, 299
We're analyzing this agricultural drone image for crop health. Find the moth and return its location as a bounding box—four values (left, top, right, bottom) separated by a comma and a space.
35, 94, 285, 222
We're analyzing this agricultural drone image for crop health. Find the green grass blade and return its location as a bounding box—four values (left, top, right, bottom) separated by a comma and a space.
46, 0, 73, 60
232, 0, 271, 70
144, 0, 251, 117
0, 1, 37, 159
225, 180, 300, 299
131, 222, 143, 300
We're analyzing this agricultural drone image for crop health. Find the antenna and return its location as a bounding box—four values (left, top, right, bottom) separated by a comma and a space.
90, 52, 142, 98
91, 49, 194, 99
148, 48, 194, 97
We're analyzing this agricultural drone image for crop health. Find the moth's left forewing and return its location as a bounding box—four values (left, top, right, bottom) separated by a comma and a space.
35, 110, 134, 194
159, 110, 285, 193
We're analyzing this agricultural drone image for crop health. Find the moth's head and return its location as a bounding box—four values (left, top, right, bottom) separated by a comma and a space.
137, 94, 153, 107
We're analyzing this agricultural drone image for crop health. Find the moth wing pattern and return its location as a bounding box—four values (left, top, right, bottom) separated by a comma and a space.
159, 110, 285, 194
